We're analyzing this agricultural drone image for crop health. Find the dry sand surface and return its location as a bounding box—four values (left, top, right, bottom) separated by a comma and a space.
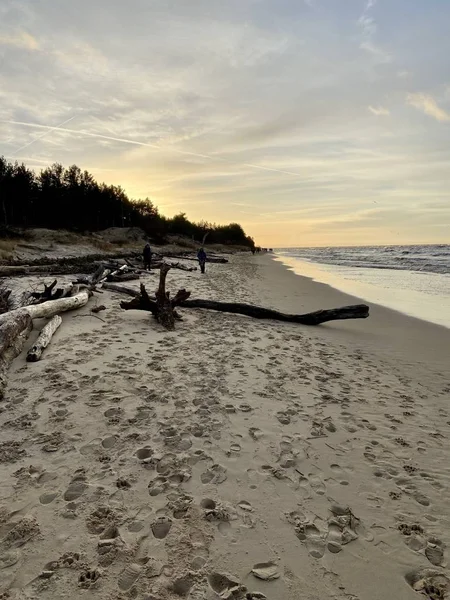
0, 254, 449, 600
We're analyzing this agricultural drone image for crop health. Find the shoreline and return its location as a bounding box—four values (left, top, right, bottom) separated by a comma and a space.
254, 254, 450, 370
0, 254, 449, 600
274, 253, 450, 330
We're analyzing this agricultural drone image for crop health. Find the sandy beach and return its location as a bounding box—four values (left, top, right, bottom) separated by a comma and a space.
1, 253, 449, 600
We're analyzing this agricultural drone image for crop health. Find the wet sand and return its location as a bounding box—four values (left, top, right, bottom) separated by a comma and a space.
0, 254, 449, 599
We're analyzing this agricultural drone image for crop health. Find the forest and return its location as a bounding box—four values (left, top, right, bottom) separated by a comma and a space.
0, 157, 255, 248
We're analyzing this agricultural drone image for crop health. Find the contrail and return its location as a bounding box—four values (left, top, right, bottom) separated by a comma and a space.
2, 119, 303, 178
10, 116, 76, 157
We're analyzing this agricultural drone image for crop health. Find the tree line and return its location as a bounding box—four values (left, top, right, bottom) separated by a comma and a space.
0, 157, 255, 248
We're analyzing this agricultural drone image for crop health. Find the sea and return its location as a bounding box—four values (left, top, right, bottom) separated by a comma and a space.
275, 245, 450, 329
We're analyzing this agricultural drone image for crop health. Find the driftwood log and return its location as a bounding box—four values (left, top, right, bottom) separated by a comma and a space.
158, 254, 228, 264
106, 273, 139, 282
0, 290, 90, 398
0, 312, 33, 399
0, 290, 89, 327
136, 264, 191, 330
102, 282, 139, 297
27, 315, 62, 362
30, 280, 77, 304
179, 300, 369, 325
114, 267, 369, 329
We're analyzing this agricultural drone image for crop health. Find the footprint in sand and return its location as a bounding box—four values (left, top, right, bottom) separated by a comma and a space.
39, 492, 59, 505
246, 468, 260, 489
102, 435, 118, 449
308, 473, 326, 495
425, 538, 445, 567
207, 573, 243, 598
135, 447, 153, 461
301, 523, 326, 559
118, 563, 142, 591
171, 575, 195, 597
64, 471, 88, 501
330, 464, 349, 486
276, 412, 291, 425
151, 516, 172, 539
0, 549, 20, 569
201, 464, 227, 485
78, 568, 101, 589
414, 492, 431, 507
104, 407, 122, 423
327, 521, 343, 553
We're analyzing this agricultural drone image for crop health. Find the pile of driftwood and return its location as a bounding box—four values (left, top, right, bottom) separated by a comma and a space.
0, 263, 369, 399
0, 251, 210, 279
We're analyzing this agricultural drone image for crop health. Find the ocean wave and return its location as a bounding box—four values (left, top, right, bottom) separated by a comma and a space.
278, 244, 450, 275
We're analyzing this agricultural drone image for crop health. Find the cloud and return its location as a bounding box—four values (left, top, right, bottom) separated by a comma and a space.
360, 41, 391, 64
407, 93, 450, 122
358, 0, 391, 64
0, 0, 449, 246
0, 30, 39, 50
368, 105, 390, 116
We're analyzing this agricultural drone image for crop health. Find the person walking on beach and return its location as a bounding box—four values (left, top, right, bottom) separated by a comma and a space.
197, 247, 207, 274
143, 243, 152, 270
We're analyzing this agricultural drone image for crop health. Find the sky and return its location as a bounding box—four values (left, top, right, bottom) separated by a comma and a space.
1, 0, 449, 247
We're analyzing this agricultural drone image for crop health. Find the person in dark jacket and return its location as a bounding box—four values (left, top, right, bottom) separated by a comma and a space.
197, 247, 207, 273
143, 243, 152, 270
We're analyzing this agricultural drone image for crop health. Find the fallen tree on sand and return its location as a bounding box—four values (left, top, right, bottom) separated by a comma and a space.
114, 266, 369, 330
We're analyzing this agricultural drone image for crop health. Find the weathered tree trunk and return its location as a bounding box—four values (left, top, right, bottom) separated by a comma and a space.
102, 282, 139, 297
106, 273, 139, 282
27, 315, 62, 362
113, 268, 190, 330
0, 290, 90, 325
179, 300, 369, 325
117, 282, 369, 326
0, 312, 33, 399
155, 264, 176, 330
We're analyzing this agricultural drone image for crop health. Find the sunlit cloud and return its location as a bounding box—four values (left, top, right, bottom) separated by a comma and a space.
368, 105, 390, 116
0, 30, 39, 50
406, 93, 450, 123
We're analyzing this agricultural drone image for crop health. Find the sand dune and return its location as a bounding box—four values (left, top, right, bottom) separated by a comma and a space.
0, 255, 449, 600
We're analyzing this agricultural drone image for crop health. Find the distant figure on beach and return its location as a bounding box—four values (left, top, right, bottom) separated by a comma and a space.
197, 247, 207, 273
143, 243, 152, 270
